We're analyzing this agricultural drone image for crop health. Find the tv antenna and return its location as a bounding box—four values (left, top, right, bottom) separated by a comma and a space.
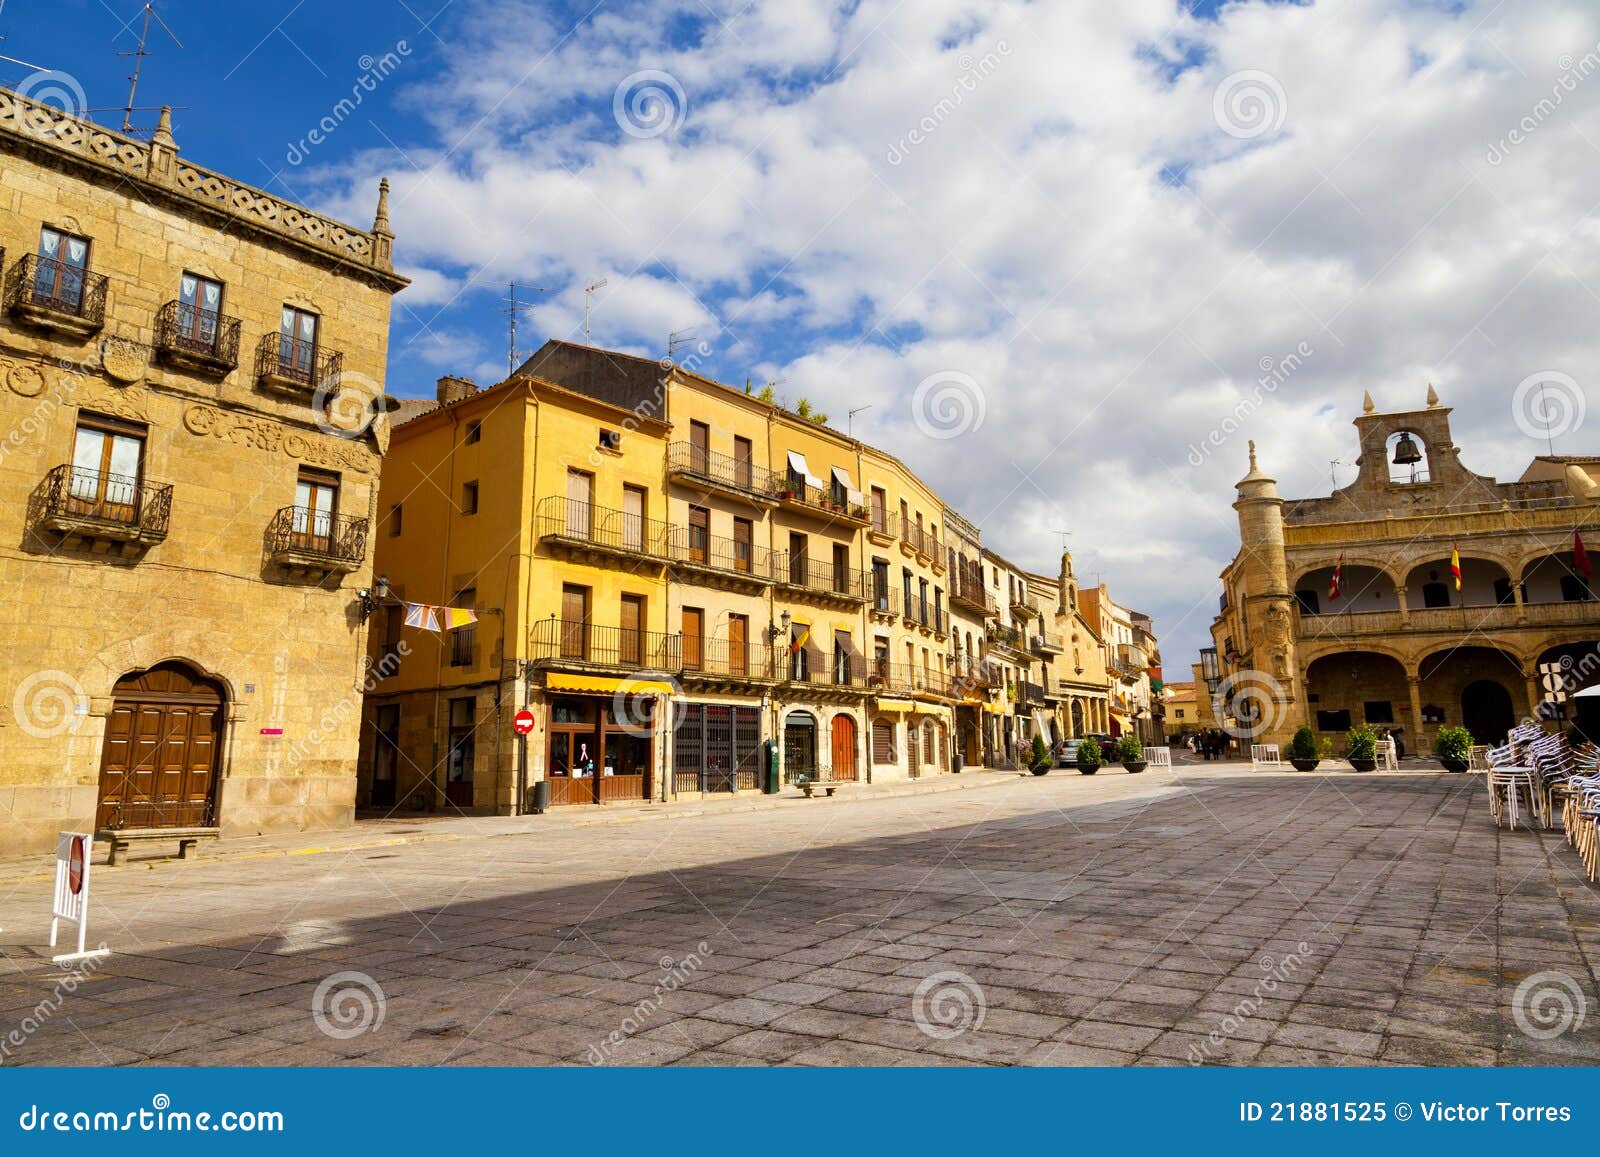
1328, 458, 1347, 487
500, 280, 548, 376
1057, 530, 1072, 551
103, 4, 185, 135
667, 327, 695, 360
847, 404, 871, 437
583, 277, 608, 345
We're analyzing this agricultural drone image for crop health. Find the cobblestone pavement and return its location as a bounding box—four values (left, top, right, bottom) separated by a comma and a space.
2, 766, 1598, 1067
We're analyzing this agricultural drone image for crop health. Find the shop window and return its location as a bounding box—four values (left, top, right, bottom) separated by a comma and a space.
1316, 709, 1351, 731
1363, 700, 1393, 724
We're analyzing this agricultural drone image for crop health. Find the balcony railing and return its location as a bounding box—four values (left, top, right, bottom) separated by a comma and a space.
870, 662, 955, 699
154, 300, 242, 372
1297, 600, 1600, 639
680, 637, 776, 681
784, 652, 868, 690
1032, 628, 1063, 654
529, 619, 682, 670
255, 332, 343, 394
986, 623, 1025, 651
264, 505, 368, 572
536, 496, 671, 558
1020, 681, 1049, 706
5, 254, 108, 331
666, 442, 780, 500
890, 514, 943, 559
776, 556, 867, 601
31, 464, 172, 546
663, 526, 779, 583
776, 477, 869, 524
950, 576, 997, 617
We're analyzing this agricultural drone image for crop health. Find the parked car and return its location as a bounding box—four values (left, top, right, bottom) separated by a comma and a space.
1055, 739, 1080, 767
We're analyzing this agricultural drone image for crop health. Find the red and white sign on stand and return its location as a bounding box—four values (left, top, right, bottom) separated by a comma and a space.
50, 832, 110, 964
513, 709, 536, 736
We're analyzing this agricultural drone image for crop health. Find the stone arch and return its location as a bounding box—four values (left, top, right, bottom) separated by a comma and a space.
1385, 427, 1431, 484
1303, 650, 1409, 736
1417, 645, 1527, 746
1519, 551, 1596, 605
1403, 554, 1515, 608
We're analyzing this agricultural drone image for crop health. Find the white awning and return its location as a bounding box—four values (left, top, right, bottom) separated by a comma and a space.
787, 450, 809, 475
1032, 710, 1054, 737
831, 465, 853, 490
805, 474, 824, 490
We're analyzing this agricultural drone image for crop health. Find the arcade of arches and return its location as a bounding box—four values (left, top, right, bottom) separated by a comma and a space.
1300, 640, 1600, 749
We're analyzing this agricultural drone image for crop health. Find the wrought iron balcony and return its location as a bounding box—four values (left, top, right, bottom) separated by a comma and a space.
680, 636, 776, 682
784, 650, 868, 691
255, 332, 343, 396
663, 526, 779, 588
775, 477, 869, 526
30, 464, 171, 550
264, 505, 367, 575
774, 556, 868, 604
890, 514, 943, 560
869, 662, 956, 699
5, 254, 107, 334
155, 300, 242, 374
529, 619, 681, 671
536, 496, 671, 564
950, 575, 997, 618
666, 441, 780, 503
985, 623, 1026, 652
1032, 628, 1063, 654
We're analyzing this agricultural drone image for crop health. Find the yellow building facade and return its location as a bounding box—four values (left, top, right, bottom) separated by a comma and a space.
0, 89, 406, 852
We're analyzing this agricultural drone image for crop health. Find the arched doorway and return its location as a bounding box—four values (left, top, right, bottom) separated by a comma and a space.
1070, 699, 1084, 735
783, 711, 816, 784
830, 714, 858, 782
97, 661, 224, 830
1460, 680, 1515, 746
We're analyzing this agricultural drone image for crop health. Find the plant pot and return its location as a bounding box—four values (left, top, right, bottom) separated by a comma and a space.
1030, 765, 1051, 776
1441, 758, 1470, 773
1289, 758, 1320, 772
1077, 762, 1100, 776
1349, 757, 1377, 772
1122, 760, 1148, 774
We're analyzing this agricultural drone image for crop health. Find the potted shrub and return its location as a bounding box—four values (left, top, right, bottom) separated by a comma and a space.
1118, 733, 1148, 773
1076, 736, 1103, 776
1029, 734, 1052, 776
1434, 725, 1473, 773
1346, 723, 1378, 772
1287, 725, 1321, 772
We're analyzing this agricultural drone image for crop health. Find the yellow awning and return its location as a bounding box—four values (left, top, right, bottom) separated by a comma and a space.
983, 702, 1008, 715
874, 698, 915, 713
1108, 707, 1131, 722
545, 673, 677, 695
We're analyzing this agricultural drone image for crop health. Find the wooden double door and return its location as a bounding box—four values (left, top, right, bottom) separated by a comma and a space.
546, 696, 652, 805
96, 662, 224, 830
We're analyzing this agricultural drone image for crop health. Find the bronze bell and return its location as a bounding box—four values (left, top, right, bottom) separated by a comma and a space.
1392, 432, 1422, 466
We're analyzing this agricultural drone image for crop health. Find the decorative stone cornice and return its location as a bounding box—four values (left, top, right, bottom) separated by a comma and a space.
0, 88, 409, 294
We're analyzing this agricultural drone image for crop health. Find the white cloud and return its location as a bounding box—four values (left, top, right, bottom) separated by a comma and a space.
332, 0, 1600, 666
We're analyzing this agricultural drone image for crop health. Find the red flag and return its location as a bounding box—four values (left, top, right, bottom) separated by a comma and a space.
1577, 531, 1594, 579
1328, 553, 1344, 601
1450, 545, 1462, 592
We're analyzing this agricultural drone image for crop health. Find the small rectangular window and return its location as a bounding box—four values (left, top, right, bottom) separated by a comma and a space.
464, 421, 481, 444
450, 588, 476, 668
388, 503, 403, 537
1316, 709, 1351, 731
461, 480, 479, 515
599, 428, 621, 451
1363, 700, 1394, 724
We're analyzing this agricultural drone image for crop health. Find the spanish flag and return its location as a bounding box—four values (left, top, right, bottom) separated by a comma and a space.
1328, 553, 1344, 601
790, 626, 810, 654
1577, 531, 1594, 580
1450, 546, 1462, 592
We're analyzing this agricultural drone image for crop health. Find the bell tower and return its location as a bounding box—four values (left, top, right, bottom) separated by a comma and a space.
1232, 441, 1300, 746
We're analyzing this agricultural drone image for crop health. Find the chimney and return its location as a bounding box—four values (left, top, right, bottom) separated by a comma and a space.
436, 375, 477, 405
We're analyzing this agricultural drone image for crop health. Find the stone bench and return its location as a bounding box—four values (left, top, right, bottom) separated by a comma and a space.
796, 781, 842, 798
98, 827, 221, 867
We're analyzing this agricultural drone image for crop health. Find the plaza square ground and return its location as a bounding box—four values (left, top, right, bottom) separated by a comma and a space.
2, 764, 1598, 1067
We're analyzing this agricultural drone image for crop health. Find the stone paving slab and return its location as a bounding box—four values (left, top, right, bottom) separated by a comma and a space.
1, 766, 1597, 1067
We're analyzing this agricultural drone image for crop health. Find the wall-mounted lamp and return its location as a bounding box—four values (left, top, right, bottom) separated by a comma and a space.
767, 609, 792, 641
358, 573, 390, 623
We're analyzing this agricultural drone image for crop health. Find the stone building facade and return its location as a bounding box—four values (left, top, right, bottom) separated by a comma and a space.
0, 88, 406, 853
1202, 388, 1600, 753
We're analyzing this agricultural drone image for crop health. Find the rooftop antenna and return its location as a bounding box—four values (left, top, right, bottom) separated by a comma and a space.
667, 327, 695, 361
107, 4, 184, 135
1329, 459, 1346, 487
583, 277, 608, 345
1537, 379, 1557, 456
847, 404, 871, 437
1057, 530, 1072, 551
500, 280, 548, 377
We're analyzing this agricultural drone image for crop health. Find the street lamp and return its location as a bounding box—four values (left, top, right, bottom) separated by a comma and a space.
358, 573, 390, 623
1200, 646, 1220, 694
767, 609, 792, 641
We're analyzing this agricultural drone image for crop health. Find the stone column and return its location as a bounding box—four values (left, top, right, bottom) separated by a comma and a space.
1395, 585, 1409, 625
1407, 675, 1426, 753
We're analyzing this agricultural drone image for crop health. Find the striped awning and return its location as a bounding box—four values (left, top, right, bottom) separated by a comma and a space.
874, 698, 915, 713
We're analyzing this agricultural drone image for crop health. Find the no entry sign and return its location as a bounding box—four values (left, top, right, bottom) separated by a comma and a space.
51, 831, 109, 964
513, 709, 536, 736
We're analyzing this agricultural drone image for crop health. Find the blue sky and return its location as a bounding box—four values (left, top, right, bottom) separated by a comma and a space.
3, 0, 1596, 673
